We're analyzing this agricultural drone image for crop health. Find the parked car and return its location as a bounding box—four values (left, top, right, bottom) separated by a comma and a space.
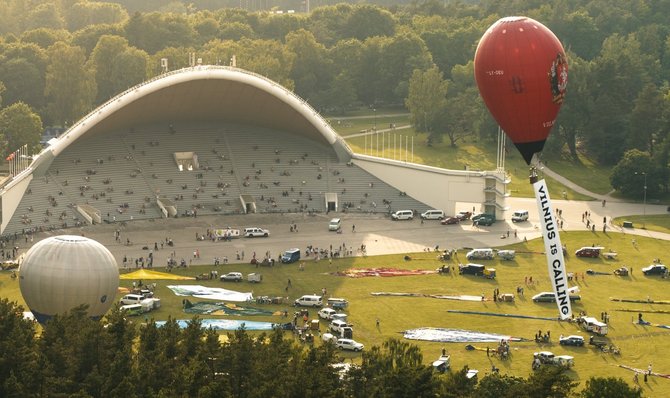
244, 227, 269, 237
497, 250, 516, 260
533, 351, 555, 364
575, 247, 602, 258
329, 319, 352, 334
220, 272, 243, 282
322, 332, 338, 343
456, 211, 472, 220
120, 294, 145, 306
466, 248, 494, 260
318, 308, 337, 320
327, 297, 349, 310
472, 213, 495, 226
391, 210, 414, 220
421, 209, 444, 220
532, 291, 581, 303
441, 216, 460, 225
642, 264, 668, 275
328, 218, 342, 231
559, 335, 585, 347
511, 210, 529, 222
336, 338, 364, 352
554, 355, 575, 368
294, 295, 323, 307
281, 248, 301, 263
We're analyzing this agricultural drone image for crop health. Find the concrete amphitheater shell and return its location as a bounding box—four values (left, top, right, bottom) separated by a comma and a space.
0, 66, 506, 235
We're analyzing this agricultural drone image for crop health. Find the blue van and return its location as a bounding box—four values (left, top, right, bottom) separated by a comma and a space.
281, 248, 301, 263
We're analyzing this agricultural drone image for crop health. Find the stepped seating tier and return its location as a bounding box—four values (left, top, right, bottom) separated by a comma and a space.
3, 123, 428, 236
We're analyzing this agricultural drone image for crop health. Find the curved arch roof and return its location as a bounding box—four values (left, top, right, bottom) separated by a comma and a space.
47, 66, 350, 160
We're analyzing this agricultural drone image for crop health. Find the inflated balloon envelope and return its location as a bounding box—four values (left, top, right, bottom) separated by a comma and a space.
474, 17, 572, 320
474, 16, 568, 165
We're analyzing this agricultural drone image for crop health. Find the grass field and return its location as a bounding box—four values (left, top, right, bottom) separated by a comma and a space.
340, 120, 594, 201
613, 214, 670, 234
3, 231, 670, 394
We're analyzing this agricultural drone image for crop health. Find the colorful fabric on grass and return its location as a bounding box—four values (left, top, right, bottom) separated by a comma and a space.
167, 285, 253, 302
183, 301, 280, 316
120, 269, 195, 280
338, 268, 436, 277
403, 327, 522, 343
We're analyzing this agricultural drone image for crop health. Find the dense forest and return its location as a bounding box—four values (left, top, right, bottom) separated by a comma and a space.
0, 299, 642, 397
0, 0, 669, 195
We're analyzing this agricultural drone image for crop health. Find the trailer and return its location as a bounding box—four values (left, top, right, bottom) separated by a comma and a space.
579, 316, 608, 335
215, 228, 240, 240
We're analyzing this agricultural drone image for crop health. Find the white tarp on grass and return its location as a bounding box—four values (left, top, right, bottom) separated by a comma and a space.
156, 319, 277, 331
167, 285, 253, 302
403, 327, 521, 343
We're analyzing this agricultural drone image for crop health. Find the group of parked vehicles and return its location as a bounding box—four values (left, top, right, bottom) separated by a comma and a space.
390, 209, 497, 226
291, 295, 364, 352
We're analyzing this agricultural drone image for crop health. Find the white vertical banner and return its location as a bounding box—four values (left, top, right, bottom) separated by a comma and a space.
533, 178, 572, 319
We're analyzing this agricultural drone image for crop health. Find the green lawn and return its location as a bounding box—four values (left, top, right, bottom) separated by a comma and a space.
343, 128, 593, 201
329, 110, 613, 201
3, 231, 670, 395
613, 214, 670, 234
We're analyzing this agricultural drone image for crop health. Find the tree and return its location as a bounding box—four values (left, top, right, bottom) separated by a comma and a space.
610, 149, 662, 197
44, 42, 96, 126
0, 102, 43, 157
352, 338, 437, 398
25, 2, 64, 31
376, 31, 433, 103
0, 299, 40, 397
437, 366, 477, 398
99, 307, 137, 398
307, 4, 356, 47
580, 376, 642, 398
71, 23, 126, 55
473, 373, 526, 398
345, 4, 396, 41
629, 83, 665, 154
20, 28, 72, 49
586, 33, 658, 164
64, 1, 128, 32
522, 366, 578, 398
437, 62, 480, 147
285, 29, 333, 108
0, 42, 48, 111
87, 35, 149, 103
405, 65, 448, 133
125, 12, 194, 54
554, 53, 593, 157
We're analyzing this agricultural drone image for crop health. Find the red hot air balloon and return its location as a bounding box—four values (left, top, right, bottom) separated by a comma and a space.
474, 16, 568, 165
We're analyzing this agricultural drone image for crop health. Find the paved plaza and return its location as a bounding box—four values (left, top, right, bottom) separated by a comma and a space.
14, 196, 670, 269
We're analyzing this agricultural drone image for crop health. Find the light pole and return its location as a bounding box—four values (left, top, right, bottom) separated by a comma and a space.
373, 108, 377, 131
636, 171, 647, 228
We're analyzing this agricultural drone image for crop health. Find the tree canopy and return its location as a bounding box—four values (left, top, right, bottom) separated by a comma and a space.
0, 0, 668, 193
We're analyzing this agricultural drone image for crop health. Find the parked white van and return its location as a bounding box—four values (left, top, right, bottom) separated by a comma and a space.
511, 210, 529, 222
421, 209, 445, 220
391, 210, 414, 221
466, 248, 494, 260
329, 218, 342, 231
294, 295, 323, 307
